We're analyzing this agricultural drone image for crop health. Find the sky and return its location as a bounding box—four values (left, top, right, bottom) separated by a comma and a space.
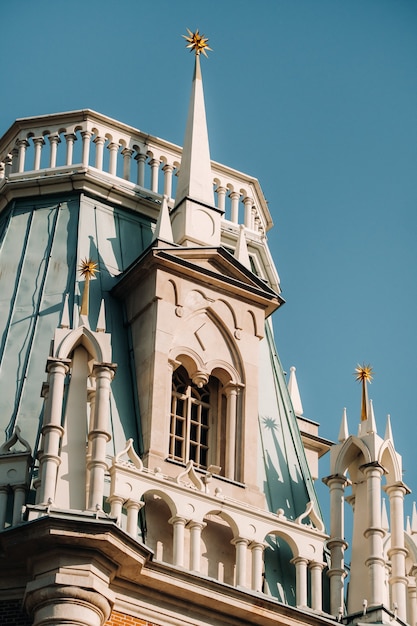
1, 0, 417, 526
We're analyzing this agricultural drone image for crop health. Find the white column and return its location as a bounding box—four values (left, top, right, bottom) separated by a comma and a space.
408, 577, 417, 626
215, 185, 227, 213
323, 474, 348, 616
363, 462, 386, 607
33, 137, 45, 170
187, 521, 206, 572
309, 561, 325, 612
250, 541, 265, 592
162, 163, 174, 198
64, 133, 77, 165
292, 556, 308, 608
87, 364, 115, 511
81, 130, 92, 167
386, 481, 409, 620
4, 155, 13, 178
108, 495, 124, 526
149, 158, 160, 192
170, 516, 187, 567
121, 148, 134, 180
48, 134, 61, 168
17, 139, 29, 172
39, 359, 69, 504
233, 538, 249, 587
0, 161, 5, 180
93, 136, 105, 170
0, 486, 8, 529
224, 384, 238, 480
135, 152, 147, 186
126, 500, 144, 538
242, 196, 253, 229
12, 485, 26, 525
229, 191, 240, 223
107, 142, 119, 176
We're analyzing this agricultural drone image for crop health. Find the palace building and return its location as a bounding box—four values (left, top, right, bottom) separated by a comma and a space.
0, 31, 416, 626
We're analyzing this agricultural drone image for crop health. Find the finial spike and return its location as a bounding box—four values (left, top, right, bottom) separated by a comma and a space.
406, 515, 411, 534
367, 399, 377, 434
96, 299, 106, 333
412, 502, 417, 534
384, 414, 394, 443
338, 407, 349, 442
153, 195, 173, 244
287, 366, 304, 416
234, 225, 251, 270
355, 363, 373, 429
79, 258, 99, 319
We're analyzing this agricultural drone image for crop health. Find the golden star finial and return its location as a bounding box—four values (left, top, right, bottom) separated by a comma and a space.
79, 258, 99, 280
354, 363, 373, 422
182, 28, 212, 57
354, 364, 373, 384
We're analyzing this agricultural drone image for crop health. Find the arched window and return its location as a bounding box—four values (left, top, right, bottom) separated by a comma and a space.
169, 366, 216, 470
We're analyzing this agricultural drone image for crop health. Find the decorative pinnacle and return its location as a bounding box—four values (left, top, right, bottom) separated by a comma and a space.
355, 364, 373, 422
79, 258, 99, 317
183, 28, 212, 57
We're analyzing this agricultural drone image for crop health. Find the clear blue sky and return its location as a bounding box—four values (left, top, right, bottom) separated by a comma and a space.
1, 1, 417, 524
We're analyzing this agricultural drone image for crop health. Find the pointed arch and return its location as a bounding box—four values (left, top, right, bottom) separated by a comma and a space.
379, 439, 403, 484
55, 326, 110, 363
333, 435, 372, 476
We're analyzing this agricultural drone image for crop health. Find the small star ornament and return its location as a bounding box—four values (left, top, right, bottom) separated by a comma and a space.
182, 28, 212, 57
79, 258, 99, 279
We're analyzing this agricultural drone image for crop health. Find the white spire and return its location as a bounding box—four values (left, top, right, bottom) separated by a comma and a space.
338, 407, 349, 443
287, 366, 303, 416
153, 195, 173, 244
384, 414, 394, 443
96, 299, 106, 333
366, 399, 377, 434
412, 502, 417, 534
406, 516, 411, 534
60, 293, 70, 329
175, 54, 214, 208
234, 225, 251, 270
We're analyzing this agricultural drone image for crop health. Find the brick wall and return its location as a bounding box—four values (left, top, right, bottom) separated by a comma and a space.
0, 599, 32, 626
106, 610, 159, 626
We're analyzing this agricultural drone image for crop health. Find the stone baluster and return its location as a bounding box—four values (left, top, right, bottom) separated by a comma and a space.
250, 541, 265, 592
107, 142, 119, 176
162, 163, 174, 198
4, 155, 13, 178
64, 133, 77, 166
0, 161, 5, 180
87, 364, 115, 511
121, 148, 134, 181
362, 462, 386, 607
215, 185, 227, 213
135, 152, 147, 187
229, 191, 240, 224
94, 136, 106, 170
16, 139, 29, 172
242, 196, 253, 229
126, 500, 144, 538
33, 138, 45, 170
323, 473, 348, 616
233, 538, 249, 587
309, 561, 325, 612
187, 520, 206, 572
38, 359, 70, 504
385, 481, 409, 620
81, 130, 92, 167
48, 134, 61, 168
170, 516, 187, 567
292, 556, 308, 608
0, 486, 8, 529
149, 158, 160, 192
251, 206, 257, 231
10, 147, 19, 173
